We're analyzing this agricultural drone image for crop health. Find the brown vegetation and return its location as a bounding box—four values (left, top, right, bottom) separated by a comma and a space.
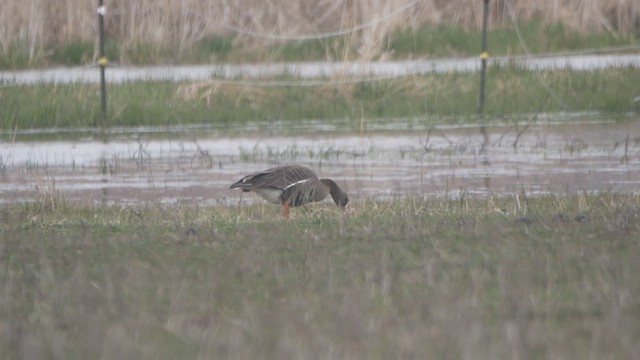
1, 0, 638, 64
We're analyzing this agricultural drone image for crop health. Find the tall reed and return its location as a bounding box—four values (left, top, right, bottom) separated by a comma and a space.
1, 0, 638, 65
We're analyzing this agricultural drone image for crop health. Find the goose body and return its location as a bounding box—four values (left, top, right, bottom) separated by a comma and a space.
230, 165, 349, 218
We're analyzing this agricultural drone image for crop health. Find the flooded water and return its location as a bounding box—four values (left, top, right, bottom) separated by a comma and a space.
1, 118, 639, 206
2, 54, 639, 85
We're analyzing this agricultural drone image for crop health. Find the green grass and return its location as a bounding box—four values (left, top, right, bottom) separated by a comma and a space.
192, 35, 235, 62
50, 41, 95, 65
388, 22, 638, 58
1, 22, 637, 69
1, 194, 639, 359
0, 39, 42, 69
1, 67, 639, 133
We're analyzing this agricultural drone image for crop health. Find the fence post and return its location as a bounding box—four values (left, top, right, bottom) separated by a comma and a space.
478, 0, 489, 116
97, 0, 107, 133
478, 0, 490, 151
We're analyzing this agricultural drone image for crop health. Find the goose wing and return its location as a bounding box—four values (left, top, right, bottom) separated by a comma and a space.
230, 165, 318, 190
281, 177, 326, 207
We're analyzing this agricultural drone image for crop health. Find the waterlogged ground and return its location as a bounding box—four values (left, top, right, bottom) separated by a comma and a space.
1, 117, 639, 206
2, 54, 639, 84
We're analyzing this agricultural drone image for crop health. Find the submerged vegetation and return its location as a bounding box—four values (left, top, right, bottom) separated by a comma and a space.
1, 194, 639, 358
2, 67, 639, 132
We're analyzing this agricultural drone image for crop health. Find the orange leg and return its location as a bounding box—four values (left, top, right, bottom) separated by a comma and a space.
282, 202, 290, 219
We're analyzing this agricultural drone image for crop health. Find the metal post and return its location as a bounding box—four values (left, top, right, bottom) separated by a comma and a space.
97, 0, 107, 130
478, 0, 489, 116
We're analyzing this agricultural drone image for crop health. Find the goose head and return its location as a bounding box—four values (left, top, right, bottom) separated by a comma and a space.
320, 179, 349, 208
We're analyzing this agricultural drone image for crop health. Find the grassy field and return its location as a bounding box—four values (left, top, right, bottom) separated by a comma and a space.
1, 194, 639, 359
2, 67, 639, 133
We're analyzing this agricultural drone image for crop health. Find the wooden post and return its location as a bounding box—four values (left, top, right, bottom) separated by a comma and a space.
478, 0, 489, 117
97, 0, 107, 132
478, 0, 490, 151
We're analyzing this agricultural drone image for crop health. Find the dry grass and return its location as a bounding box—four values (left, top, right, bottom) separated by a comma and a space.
1, 194, 639, 359
1, 0, 638, 65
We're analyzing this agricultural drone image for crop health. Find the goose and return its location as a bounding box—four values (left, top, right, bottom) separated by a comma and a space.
230, 165, 349, 218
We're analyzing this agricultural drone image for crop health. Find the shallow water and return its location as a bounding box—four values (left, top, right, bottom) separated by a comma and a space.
1, 118, 639, 206
2, 54, 639, 85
